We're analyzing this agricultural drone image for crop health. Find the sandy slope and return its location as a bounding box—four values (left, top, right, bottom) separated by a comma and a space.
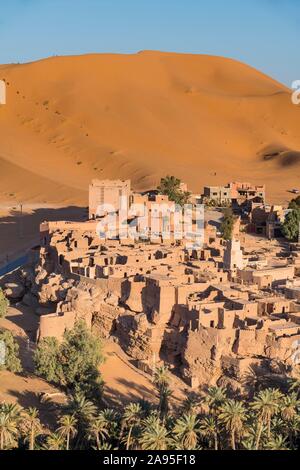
0, 51, 300, 207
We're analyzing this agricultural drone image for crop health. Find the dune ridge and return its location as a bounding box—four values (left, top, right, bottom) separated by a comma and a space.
0, 51, 300, 206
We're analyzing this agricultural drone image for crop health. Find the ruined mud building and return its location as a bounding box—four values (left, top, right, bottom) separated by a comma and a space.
14, 180, 300, 393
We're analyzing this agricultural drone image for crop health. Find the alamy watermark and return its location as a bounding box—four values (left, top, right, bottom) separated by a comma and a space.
0, 79, 6, 105
291, 80, 300, 105
95, 198, 205, 249
291, 339, 300, 365
0, 340, 6, 367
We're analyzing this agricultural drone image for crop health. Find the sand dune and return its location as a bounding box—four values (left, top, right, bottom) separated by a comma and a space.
1, 51, 300, 207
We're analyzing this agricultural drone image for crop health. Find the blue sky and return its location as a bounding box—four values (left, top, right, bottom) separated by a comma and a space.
0, 0, 299, 85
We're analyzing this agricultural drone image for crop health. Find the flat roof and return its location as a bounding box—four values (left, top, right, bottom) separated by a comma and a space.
269, 322, 300, 331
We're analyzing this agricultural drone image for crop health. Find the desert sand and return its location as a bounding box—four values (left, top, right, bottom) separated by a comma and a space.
0, 51, 299, 212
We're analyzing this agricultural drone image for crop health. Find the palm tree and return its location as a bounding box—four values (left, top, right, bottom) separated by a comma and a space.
270, 416, 285, 436
181, 393, 202, 414
122, 403, 143, 450
153, 366, 172, 419
266, 435, 289, 451
158, 386, 173, 419
0, 409, 19, 450
288, 372, 300, 398
204, 386, 227, 415
140, 417, 171, 450
57, 414, 77, 450
173, 413, 200, 450
279, 393, 300, 448
65, 393, 97, 424
22, 407, 42, 450
241, 419, 262, 451
218, 399, 247, 450
199, 415, 219, 450
0, 403, 23, 422
99, 409, 120, 442
153, 365, 170, 390
45, 432, 64, 450
251, 388, 282, 449
280, 392, 300, 422
88, 416, 109, 450
64, 393, 97, 448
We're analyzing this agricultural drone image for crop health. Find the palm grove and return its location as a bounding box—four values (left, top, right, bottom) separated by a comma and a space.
0, 320, 300, 450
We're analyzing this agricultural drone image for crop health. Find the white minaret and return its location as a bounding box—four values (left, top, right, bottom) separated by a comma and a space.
0, 80, 6, 105
223, 238, 244, 271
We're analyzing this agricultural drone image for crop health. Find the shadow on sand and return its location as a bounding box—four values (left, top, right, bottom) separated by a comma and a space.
0, 205, 88, 264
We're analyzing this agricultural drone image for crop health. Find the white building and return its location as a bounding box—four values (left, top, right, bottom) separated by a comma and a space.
223, 239, 245, 271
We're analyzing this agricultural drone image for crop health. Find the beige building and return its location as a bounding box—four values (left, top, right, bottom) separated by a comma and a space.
203, 182, 265, 205
89, 179, 131, 219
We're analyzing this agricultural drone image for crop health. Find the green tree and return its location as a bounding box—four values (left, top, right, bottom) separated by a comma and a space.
33, 337, 61, 382
288, 372, 300, 398
65, 392, 97, 433
22, 407, 42, 450
265, 435, 289, 451
0, 407, 19, 450
157, 176, 191, 206
204, 386, 227, 415
173, 413, 200, 450
34, 321, 104, 399
251, 388, 282, 449
288, 195, 300, 210
121, 403, 143, 450
88, 416, 109, 450
220, 208, 236, 240
153, 365, 170, 390
280, 392, 300, 423
199, 415, 219, 450
0, 330, 22, 373
153, 365, 172, 419
0, 289, 9, 319
282, 208, 300, 241
140, 417, 171, 450
45, 432, 64, 450
57, 414, 77, 450
64, 392, 97, 448
218, 399, 248, 450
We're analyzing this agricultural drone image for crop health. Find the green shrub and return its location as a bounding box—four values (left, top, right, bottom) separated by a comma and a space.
0, 288, 9, 318
34, 321, 104, 400
282, 208, 300, 241
0, 329, 22, 373
220, 208, 236, 240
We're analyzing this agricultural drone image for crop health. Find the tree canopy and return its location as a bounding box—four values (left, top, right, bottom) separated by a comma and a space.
288, 196, 300, 210
0, 289, 8, 319
0, 330, 22, 373
157, 176, 191, 206
34, 321, 104, 400
282, 208, 300, 241
220, 208, 236, 241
